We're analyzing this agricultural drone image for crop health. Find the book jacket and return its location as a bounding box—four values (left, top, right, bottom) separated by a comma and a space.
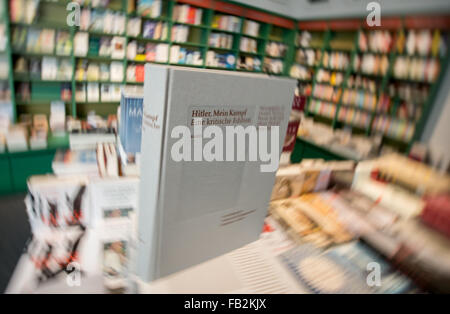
137, 64, 295, 281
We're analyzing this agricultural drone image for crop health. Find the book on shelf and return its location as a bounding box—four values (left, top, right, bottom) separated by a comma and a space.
206, 51, 236, 69
239, 37, 257, 54
87, 83, 100, 102
169, 45, 202, 66
173, 4, 203, 25
55, 31, 72, 56
137, 0, 163, 18
127, 17, 142, 38
76, 84, 87, 102
52, 149, 99, 176
111, 37, 126, 60
237, 55, 261, 71
74, 32, 89, 57
50, 101, 66, 136
211, 14, 241, 33
136, 64, 295, 281
110, 62, 124, 82
243, 20, 260, 37
208, 33, 233, 49
6, 125, 28, 152
119, 85, 143, 155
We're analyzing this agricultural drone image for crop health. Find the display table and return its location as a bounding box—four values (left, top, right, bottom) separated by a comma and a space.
5, 217, 307, 294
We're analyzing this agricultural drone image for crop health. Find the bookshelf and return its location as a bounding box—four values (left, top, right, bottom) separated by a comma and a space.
0, 0, 449, 194
3, 0, 298, 123
292, 17, 450, 154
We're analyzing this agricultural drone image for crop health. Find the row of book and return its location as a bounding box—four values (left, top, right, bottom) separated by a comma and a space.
11, 27, 72, 56
205, 51, 235, 69
337, 105, 371, 129
313, 84, 341, 103
80, 8, 127, 35
172, 4, 203, 26
354, 53, 389, 76
265, 41, 287, 58
209, 32, 233, 50
76, 83, 122, 103
294, 48, 320, 67
397, 29, 446, 57
372, 115, 415, 141
136, 0, 163, 18
315, 69, 344, 86
126, 64, 145, 83
171, 25, 190, 43
308, 99, 336, 119
169, 45, 203, 66
9, 0, 39, 24
392, 56, 440, 83
289, 64, 313, 81
0, 100, 67, 152
322, 51, 350, 70
340, 88, 378, 112
127, 42, 169, 63
211, 14, 241, 33
242, 20, 260, 38
346, 74, 379, 93
263, 57, 283, 74
15, 56, 73, 81
75, 60, 124, 82
239, 36, 258, 53
236, 55, 261, 71
127, 17, 169, 40
297, 117, 381, 159
358, 30, 393, 53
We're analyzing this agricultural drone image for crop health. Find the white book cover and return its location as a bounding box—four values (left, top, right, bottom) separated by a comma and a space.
87, 83, 100, 102
137, 65, 295, 281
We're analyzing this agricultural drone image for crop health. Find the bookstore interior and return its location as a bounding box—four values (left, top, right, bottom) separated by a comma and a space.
0, 0, 450, 295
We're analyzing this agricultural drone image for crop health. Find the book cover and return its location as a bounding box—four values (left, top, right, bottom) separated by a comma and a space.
119, 87, 143, 155
137, 65, 295, 281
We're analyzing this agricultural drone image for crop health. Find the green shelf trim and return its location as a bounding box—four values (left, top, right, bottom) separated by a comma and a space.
172, 41, 206, 48
172, 22, 209, 29
75, 80, 123, 84
10, 21, 71, 30
210, 28, 240, 35
126, 13, 168, 22
168, 63, 203, 68
208, 46, 235, 52
87, 30, 126, 37
76, 54, 124, 62
238, 51, 262, 57
241, 34, 265, 41
206, 66, 235, 71
12, 50, 71, 58
76, 101, 120, 104
14, 76, 72, 83
15, 99, 70, 106
129, 36, 169, 44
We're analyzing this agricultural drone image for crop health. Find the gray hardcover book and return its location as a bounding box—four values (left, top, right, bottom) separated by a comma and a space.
137, 64, 295, 281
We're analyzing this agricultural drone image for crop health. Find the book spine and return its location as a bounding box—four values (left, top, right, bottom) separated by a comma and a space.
136, 65, 169, 282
